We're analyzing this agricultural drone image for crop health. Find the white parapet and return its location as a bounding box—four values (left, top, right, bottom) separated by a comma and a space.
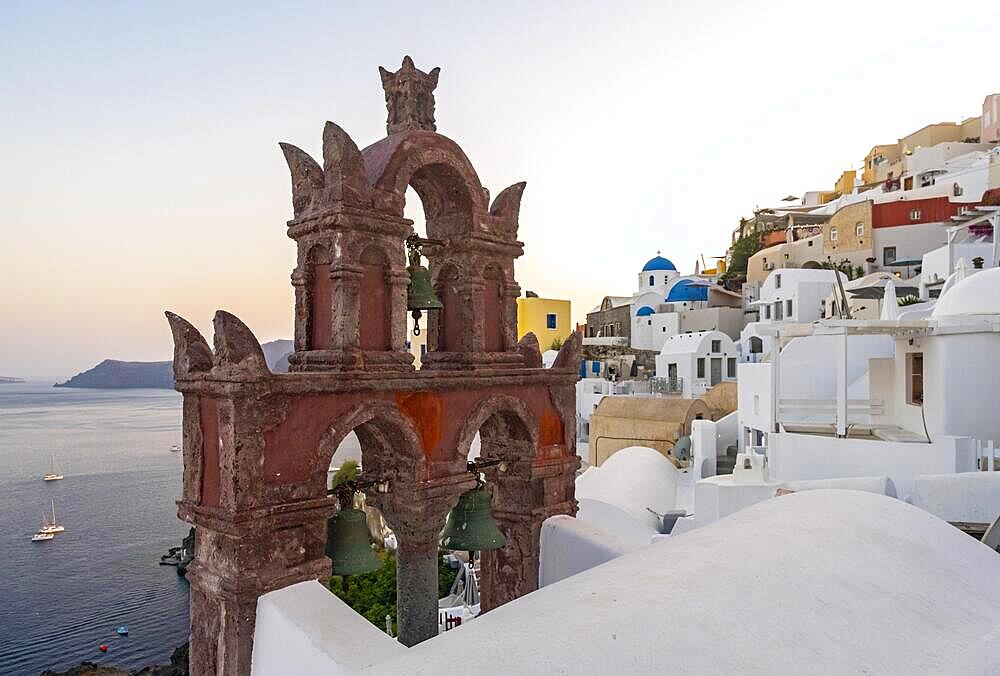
251, 580, 405, 675
912, 472, 1000, 523
768, 431, 976, 501
360, 491, 1000, 675
538, 514, 642, 587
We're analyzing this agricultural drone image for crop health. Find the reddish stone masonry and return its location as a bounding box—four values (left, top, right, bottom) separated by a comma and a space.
166, 56, 580, 676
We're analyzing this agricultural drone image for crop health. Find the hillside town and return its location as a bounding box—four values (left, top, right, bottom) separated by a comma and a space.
232, 68, 1000, 674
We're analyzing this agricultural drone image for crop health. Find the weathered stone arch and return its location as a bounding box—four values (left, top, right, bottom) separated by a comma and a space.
316, 400, 427, 490
363, 130, 488, 233
456, 394, 539, 463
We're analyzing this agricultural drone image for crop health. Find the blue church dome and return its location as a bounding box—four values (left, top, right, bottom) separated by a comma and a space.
635, 306, 656, 317
642, 255, 676, 272
665, 279, 708, 302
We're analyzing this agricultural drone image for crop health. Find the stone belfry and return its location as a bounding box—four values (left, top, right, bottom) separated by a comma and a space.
166, 57, 580, 675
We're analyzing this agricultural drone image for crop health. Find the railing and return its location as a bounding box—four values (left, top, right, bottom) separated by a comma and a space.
650, 377, 684, 395
777, 398, 884, 422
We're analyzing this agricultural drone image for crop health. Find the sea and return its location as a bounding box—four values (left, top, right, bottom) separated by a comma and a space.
0, 382, 190, 675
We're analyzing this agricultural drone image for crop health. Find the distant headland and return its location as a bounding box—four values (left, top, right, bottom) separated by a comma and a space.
55, 340, 292, 389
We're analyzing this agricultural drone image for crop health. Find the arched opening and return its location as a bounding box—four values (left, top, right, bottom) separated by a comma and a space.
482, 264, 505, 352
307, 243, 332, 350
409, 162, 475, 238
749, 336, 763, 354
455, 397, 543, 612
318, 404, 430, 635
358, 245, 391, 351
432, 263, 462, 352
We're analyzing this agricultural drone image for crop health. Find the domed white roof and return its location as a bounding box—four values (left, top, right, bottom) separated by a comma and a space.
931, 268, 1000, 318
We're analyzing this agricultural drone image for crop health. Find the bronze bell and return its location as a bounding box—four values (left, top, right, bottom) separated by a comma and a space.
406, 262, 443, 336
439, 486, 507, 552
326, 507, 381, 576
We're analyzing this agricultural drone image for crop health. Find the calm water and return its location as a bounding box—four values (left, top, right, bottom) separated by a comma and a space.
0, 383, 189, 675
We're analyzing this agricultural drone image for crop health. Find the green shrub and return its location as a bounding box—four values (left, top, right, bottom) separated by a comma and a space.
330, 550, 460, 634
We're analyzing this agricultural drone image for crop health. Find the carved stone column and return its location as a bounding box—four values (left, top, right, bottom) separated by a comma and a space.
369, 474, 475, 646
290, 269, 309, 354
388, 268, 412, 353
330, 264, 363, 354
501, 285, 521, 352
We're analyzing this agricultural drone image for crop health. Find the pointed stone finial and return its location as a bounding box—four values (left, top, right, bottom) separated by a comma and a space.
516, 332, 543, 368
378, 55, 440, 134
212, 311, 268, 375
164, 311, 213, 377
551, 332, 582, 370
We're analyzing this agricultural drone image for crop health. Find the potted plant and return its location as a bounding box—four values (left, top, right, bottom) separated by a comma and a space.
972, 256, 984, 269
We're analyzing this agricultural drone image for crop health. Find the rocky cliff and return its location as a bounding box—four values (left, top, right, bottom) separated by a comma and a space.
55, 340, 293, 389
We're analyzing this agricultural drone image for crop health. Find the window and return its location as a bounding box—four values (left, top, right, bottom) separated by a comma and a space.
786, 299, 793, 317
664, 276, 668, 284
649, 275, 655, 286
907, 352, 924, 405
883, 246, 897, 266
592, 361, 600, 374
775, 274, 781, 289
808, 239, 814, 247
647, 319, 652, 326
546, 313, 557, 330
711, 339, 721, 353
856, 222, 864, 237
727, 357, 736, 378
774, 301, 783, 321
662, 326, 666, 332
830, 227, 838, 242
909, 209, 921, 221
764, 305, 771, 320
696, 358, 705, 379
420, 344, 427, 355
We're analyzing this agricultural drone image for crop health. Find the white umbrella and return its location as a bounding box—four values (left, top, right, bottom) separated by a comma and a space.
881, 279, 899, 320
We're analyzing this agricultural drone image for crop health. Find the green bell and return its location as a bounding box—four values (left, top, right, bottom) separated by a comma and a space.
326, 507, 381, 576
407, 263, 443, 336
439, 486, 507, 552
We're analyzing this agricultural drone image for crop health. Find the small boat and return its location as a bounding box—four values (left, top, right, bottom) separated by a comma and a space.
116, 626, 128, 636
39, 498, 65, 534
98, 644, 108, 652
31, 531, 54, 542
169, 444, 181, 453
43, 454, 64, 481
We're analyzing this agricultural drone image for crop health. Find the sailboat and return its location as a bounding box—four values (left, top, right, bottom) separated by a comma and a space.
39, 498, 65, 534
31, 512, 55, 541
43, 454, 64, 481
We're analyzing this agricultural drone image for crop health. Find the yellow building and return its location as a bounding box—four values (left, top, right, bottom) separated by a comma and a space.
516, 296, 571, 351
863, 144, 902, 184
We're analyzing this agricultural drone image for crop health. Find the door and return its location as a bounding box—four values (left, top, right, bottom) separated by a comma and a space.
710, 358, 722, 386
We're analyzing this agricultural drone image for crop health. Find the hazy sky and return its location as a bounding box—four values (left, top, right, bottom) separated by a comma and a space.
2, 1, 998, 378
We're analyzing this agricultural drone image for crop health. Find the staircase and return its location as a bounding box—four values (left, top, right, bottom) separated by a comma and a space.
716, 445, 738, 475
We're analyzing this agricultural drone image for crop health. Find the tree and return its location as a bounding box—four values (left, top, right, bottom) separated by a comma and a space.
722, 229, 762, 281
550, 336, 564, 351
330, 550, 459, 634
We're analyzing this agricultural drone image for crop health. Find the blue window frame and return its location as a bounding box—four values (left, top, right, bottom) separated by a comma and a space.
546, 313, 557, 330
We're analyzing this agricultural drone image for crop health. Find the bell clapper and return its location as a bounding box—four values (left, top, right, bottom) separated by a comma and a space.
405, 234, 444, 338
